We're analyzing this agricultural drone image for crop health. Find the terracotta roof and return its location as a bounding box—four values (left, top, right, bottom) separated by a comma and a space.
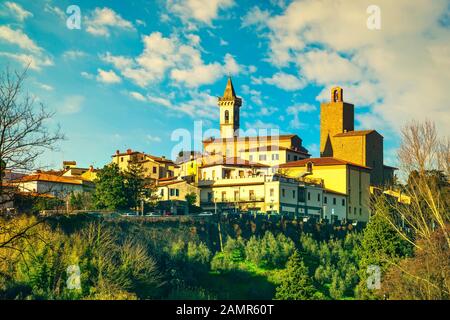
158, 177, 177, 182
157, 180, 185, 187
200, 157, 269, 168
146, 154, 175, 164
13, 173, 85, 185
334, 130, 377, 137
279, 157, 371, 170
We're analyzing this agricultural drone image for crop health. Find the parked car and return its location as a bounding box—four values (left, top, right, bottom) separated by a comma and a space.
121, 212, 138, 217
198, 211, 213, 216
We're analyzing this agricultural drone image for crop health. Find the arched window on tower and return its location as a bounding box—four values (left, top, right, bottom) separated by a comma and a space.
224, 110, 229, 123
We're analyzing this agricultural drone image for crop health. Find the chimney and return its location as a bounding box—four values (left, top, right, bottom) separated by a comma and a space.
161, 156, 166, 160
127, 149, 132, 155
116, 150, 120, 155
89, 165, 94, 172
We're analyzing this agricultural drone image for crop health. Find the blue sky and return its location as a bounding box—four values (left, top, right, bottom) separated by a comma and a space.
1, 0, 449, 170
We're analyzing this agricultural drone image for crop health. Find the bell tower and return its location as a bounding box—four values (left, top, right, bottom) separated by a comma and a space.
218, 77, 242, 139
320, 87, 354, 157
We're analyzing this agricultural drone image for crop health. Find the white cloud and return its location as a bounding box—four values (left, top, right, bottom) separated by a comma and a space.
0, 52, 53, 70
80, 71, 94, 79
44, 4, 65, 20
5, 1, 32, 21
166, 0, 235, 26
241, 84, 263, 106
103, 32, 245, 88
287, 103, 316, 129
86, 7, 134, 37
59, 95, 85, 114
36, 82, 54, 91
129, 91, 146, 102
241, 6, 270, 30
147, 135, 162, 142
0, 26, 41, 52
146, 95, 173, 108
96, 69, 122, 84
249, 0, 450, 135
260, 71, 305, 91
63, 50, 87, 60
219, 38, 228, 46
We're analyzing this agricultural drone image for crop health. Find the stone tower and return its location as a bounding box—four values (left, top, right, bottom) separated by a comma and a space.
218, 77, 242, 139
320, 87, 354, 157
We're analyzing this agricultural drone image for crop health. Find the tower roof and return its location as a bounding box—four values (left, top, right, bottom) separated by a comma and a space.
222, 77, 237, 99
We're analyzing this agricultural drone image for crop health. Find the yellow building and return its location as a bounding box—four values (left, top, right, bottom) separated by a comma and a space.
279, 157, 372, 222
320, 87, 395, 186
202, 78, 310, 168
156, 178, 200, 206
111, 149, 177, 180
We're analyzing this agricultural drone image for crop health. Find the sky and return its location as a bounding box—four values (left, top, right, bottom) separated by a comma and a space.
0, 0, 449, 170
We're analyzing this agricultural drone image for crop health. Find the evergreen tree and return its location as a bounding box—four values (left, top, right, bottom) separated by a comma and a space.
275, 250, 317, 300
123, 163, 152, 210
92, 164, 129, 211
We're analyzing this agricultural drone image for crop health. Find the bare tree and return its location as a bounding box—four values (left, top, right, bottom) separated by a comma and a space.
0, 66, 63, 207
0, 66, 63, 250
375, 120, 450, 298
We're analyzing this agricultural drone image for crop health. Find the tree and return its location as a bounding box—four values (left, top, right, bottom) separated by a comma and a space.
275, 250, 317, 300
123, 163, 152, 211
185, 192, 197, 207
92, 164, 129, 211
0, 66, 62, 257
373, 120, 449, 299
356, 207, 412, 299
0, 67, 63, 206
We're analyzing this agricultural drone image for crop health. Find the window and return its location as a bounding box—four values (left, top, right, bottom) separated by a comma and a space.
234, 191, 239, 201
324, 196, 327, 204
153, 167, 157, 174
270, 188, 274, 197
306, 162, 313, 173
224, 110, 229, 123
222, 191, 226, 202
282, 189, 285, 197
317, 193, 321, 201
298, 187, 306, 202
207, 192, 213, 202
288, 155, 291, 161
292, 190, 296, 199
308, 192, 311, 200
349, 206, 352, 214
249, 155, 253, 162
160, 189, 164, 196
359, 208, 362, 216
294, 155, 298, 161
354, 207, 357, 215
333, 198, 336, 205
121, 157, 124, 162
272, 154, 279, 161
342, 199, 345, 206
259, 154, 267, 161
249, 190, 255, 200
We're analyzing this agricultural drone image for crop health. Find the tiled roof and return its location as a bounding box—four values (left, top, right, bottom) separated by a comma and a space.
279, 157, 371, 170
200, 157, 269, 168
334, 130, 377, 137
13, 173, 85, 185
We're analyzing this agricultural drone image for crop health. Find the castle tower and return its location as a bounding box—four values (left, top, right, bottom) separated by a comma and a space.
218, 77, 242, 139
320, 87, 354, 157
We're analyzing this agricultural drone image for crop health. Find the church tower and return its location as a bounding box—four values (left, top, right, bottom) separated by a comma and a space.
320, 87, 354, 157
218, 77, 242, 139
